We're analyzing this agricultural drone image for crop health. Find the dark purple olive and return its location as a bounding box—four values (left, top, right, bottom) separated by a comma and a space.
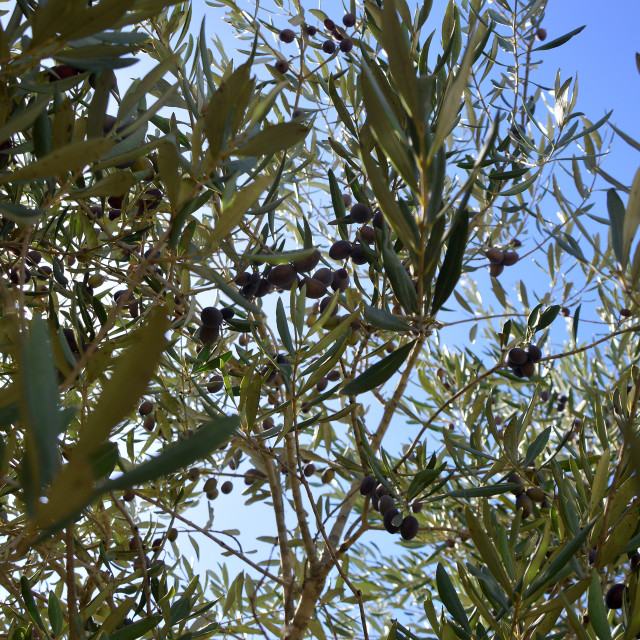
301, 278, 327, 299
502, 251, 519, 266
275, 59, 289, 73
279, 29, 295, 43
489, 264, 504, 277
329, 240, 352, 260
322, 40, 336, 54
323, 18, 335, 30
383, 508, 401, 533
305, 25, 317, 36
350, 203, 372, 223
485, 248, 504, 264
139, 400, 153, 416
605, 583, 627, 609
313, 268, 334, 286
331, 268, 349, 291
360, 476, 376, 496
267, 263, 298, 289
221, 307, 235, 320
507, 347, 528, 366
201, 307, 223, 328
292, 249, 321, 273
342, 13, 356, 27
526, 344, 542, 362
515, 493, 533, 519
521, 361, 535, 378
339, 38, 353, 53
378, 494, 395, 515
507, 473, 525, 496
350, 244, 368, 265
207, 375, 224, 393
400, 515, 419, 540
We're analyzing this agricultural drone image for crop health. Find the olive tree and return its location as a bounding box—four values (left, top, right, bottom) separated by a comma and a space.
0, 0, 638, 639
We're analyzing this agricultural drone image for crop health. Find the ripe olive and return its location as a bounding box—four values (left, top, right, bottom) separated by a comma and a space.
378, 494, 395, 515
279, 29, 295, 43
203, 478, 217, 492
507, 347, 528, 366
313, 268, 334, 286
207, 375, 224, 393
305, 25, 317, 36
327, 370, 340, 381
201, 307, 223, 328
331, 268, 349, 291
411, 501, 423, 513
139, 400, 154, 416
323, 18, 335, 30
515, 493, 533, 519
221, 481, 233, 494
322, 40, 336, 54
521, 360, 536, 378
301, 278, 327, 299
254, 278, 273, 297
535, 28, 547, 41
605, 583, 627, 609
350, 203, 372, 223
123, 489, 135, 502
339, 38, 353, 53
188, 467, 200, 481
489, 263, 504, 278
350, 244, 368, 265
274, 59, 290, 73
221, 307, 235, 320
342, 13, 356, 27
525, 344, 542, 362
200, 326, 220, 345
383, 508, 401, 534
292, 248, 321, 273
329, 240, 352, 260
360, 476, 376, 495
400, 515, 419, 540
360, 225, 375, 244
143, 416, 156, 431
304, 463, 316, 477
267, 263, 298, 289
507, 473, 525, 496
485, 248, 504, 264
502, 251, 519, 266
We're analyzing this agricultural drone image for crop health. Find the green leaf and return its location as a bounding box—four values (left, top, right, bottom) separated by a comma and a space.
20, 318, 61, 492
71, 171, 137, 198
464, 507, 512, 593
76, 308, 170, 458
360, 150, 420, 255
210, 175, 271, 242
109, 615, 163, 640
623, 166, 640, 266
525, 520, 595, 599
533, 25, 586, 51
431, 28, 477, 155
607, 189, 626, 266
431, 209, 468, 313
234, 123, 309, 157
276, 298, 295, 356
0, 95, 50, 145
0, 201, 45, 225
363, 305, 413, 332
0, 138, 114, 184
536, 305, 560, 331
20, 575, 47, 632
436, 563, 472, 634
407, 465, 446, 499
340, 340, 416, 395
522, 427, 551, 467
588, 573, 613, 640
104, 416, 238, 491
243, 248, 316, 265
48, 592, 63, 637
328, 75, 357, 137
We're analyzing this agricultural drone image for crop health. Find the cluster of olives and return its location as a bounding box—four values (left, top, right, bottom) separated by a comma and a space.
202, 476, 233, 499
139, 399, 156, 431
485, 244, 520, 277
507, 472, 549, 519
505, 344, 542, 378
360, 476, 419, 541
235, 248, 352, 303
199, 305, 235, 345
275, 12, 358, 72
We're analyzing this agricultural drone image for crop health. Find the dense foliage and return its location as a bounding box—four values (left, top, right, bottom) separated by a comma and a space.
0, 1, 639, 639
